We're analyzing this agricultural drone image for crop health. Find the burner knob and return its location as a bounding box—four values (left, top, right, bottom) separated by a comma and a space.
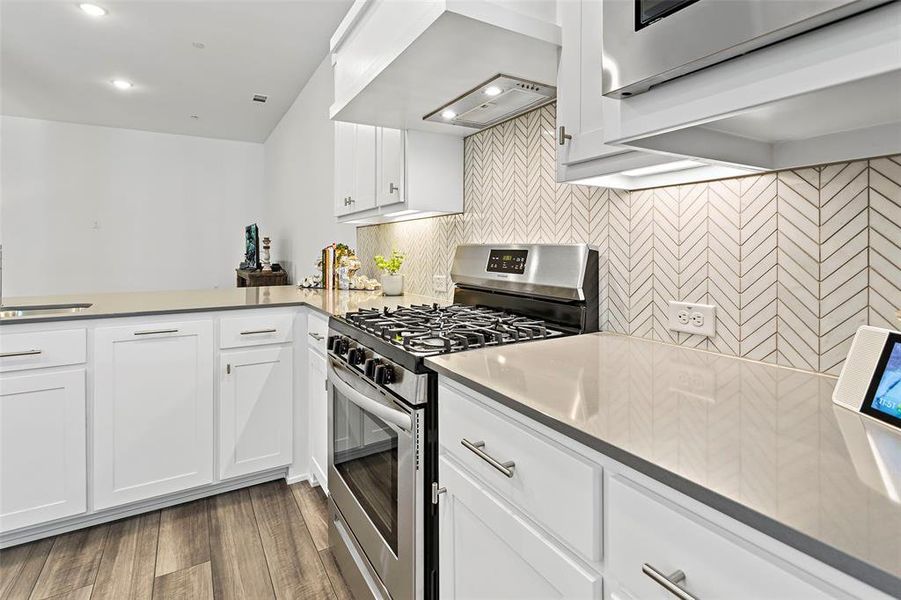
364, 358, 381, 379
373, 364, 395, 385
326, 335, 338, 351
334, 337, 350, 355
347, 348, 365, 366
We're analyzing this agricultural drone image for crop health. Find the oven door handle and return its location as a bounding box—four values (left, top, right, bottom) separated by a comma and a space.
328, 369, 413, 432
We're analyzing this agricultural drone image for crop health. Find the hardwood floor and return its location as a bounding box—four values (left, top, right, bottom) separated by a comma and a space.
0, 481, 352, 600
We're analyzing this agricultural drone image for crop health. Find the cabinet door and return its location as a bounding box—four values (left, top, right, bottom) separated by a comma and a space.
0, 369, 86, 532
352, 123, 377, 211
308, 349, 328, 491
93, 321, 214, 510
220, 346, 293, 479
335, 121, 356, 216
438, 456, 602, 600
556, 0, 627, 169
378, 127, 405, 207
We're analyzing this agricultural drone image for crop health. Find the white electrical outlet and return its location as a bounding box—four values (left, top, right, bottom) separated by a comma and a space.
668, 301, 716, 337
433, 275, 448, 293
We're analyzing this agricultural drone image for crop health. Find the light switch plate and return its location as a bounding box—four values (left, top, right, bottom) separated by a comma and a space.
433, 275, 448, 293
668, 301, 716, 337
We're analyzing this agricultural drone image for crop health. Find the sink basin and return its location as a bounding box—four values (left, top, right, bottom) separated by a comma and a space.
0, 303, 93, 318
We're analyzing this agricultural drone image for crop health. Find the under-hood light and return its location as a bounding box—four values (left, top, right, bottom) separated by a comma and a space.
620, 160, 705, 177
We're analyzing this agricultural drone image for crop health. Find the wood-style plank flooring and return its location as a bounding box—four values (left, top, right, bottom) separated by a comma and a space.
0, 481, 352, 600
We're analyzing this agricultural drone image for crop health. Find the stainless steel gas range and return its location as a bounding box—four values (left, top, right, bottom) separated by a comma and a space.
325, 244, 600, 600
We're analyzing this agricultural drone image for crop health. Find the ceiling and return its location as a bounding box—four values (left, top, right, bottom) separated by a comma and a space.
1, 0, 352, 142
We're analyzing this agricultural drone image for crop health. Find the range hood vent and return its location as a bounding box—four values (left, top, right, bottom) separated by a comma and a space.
424, 74, 556, 130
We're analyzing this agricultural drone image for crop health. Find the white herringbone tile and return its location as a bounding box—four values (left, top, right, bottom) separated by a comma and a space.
353, 102, 898, 375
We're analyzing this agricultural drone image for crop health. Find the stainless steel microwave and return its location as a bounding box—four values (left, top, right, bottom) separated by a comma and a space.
601, 0, 890, 98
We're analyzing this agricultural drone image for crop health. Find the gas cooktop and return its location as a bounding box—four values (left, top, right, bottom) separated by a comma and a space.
340, 303, 565, 356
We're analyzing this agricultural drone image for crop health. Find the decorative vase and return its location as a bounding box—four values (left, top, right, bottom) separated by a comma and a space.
260, 237, 272, 272
381, 274, 404, 296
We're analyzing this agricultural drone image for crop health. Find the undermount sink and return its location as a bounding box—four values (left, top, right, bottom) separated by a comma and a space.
0, 303, 93, 318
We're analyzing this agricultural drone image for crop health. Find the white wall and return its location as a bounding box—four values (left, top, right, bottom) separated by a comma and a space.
263, 57, 356, 283
1, 116, 264, 297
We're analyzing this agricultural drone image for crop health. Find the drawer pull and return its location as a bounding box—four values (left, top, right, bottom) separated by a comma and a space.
308, 332, 325, 341
461, 438, 515, 478
240, 328, 277, 335
642, 564, 697, 600
134, 328, 178, 336
0, 349, 42, 358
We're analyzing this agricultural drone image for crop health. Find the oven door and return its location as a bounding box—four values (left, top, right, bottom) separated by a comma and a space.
602, 0, 875, 97
327, 357, 421, 600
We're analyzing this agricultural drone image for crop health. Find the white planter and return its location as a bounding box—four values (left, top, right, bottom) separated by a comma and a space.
381, 274, 404, 296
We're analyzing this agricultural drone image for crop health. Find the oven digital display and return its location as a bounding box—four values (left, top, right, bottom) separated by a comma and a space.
861, 333, 901, 428
486, 249, 528, 274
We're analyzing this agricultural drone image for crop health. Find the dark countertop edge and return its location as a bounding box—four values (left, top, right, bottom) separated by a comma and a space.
426, 360, 901, 597
0, 300, 330, 325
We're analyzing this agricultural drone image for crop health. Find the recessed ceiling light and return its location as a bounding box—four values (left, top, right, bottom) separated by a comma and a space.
111, 79, 133, 90
79, 3, 107, 17
484, 85, 502, 96
441, 109, 457, 120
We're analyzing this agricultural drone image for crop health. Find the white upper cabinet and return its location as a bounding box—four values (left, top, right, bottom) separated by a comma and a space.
329, 0, 560, 136
335, 121, 377, 216
335, 125, 462, 224
555, 0, 757, 190
93, 320, 215, 510
602, 1, 901, 171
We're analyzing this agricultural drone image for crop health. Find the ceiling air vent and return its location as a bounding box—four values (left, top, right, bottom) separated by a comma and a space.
424, 74, 556, 130
252, 94, 269, 103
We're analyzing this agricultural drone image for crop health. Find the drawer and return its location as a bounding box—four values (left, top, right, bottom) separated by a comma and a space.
0, 329, 86, 372
607, 476, 833, 600
307, 312, 329, 353
219, 312, 293, 349
439, 382, 602, 563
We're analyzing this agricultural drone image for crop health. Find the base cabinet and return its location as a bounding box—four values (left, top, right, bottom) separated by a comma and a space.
308, 349, 328, 491
438, 456, 602, 600
93, 321, 215, 510
219, 346, 293, 480
0, 369, 86, 532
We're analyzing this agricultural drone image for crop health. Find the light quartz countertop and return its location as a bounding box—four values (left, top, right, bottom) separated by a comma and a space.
427, 332, 901, 595
0, 286, 445, 325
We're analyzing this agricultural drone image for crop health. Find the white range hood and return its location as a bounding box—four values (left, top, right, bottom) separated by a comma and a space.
329, 0, 561, 137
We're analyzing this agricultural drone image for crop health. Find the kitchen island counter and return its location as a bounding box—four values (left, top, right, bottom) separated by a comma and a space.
427, 332, 901, 596
1, 286, 445, 324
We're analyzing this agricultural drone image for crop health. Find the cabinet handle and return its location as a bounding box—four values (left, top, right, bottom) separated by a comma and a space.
558, 125, 572, 146
642, 564, 697, 600
226, 364, 231, 375
134, 329, 178, 336
0, 349, 42, 358
389, 182, 398, 194
240, 328, 277, 335
308, 332, 324, 341
461, 438, 515, 478
431, 482, 446, 505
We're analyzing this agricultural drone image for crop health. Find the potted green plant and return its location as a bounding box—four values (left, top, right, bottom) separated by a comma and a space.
374, 250, 405, 296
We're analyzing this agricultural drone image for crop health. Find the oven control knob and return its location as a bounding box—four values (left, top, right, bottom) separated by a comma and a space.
364, 358, 381, 378
374, 364, 395, 385
326, 335, 338, 351
347, 348, 365, 366
334, 337, 350, 355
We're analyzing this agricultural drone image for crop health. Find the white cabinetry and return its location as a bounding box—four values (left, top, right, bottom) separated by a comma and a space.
0, 369, 86, 532
307, 311, 329, 491
219, 346, 293, 480
93, 320, 215, 510
335, 125, 462, 224
335, 121, 377, 216
438, 456, 602, 600
555, 0, 754, 190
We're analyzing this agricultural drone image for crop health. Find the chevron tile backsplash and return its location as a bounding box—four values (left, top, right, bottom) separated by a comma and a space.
356, 104, 901, 374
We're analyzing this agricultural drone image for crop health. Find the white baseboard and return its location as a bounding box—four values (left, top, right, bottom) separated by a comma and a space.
2, 468, 288, 548
285, 472, 310, 485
